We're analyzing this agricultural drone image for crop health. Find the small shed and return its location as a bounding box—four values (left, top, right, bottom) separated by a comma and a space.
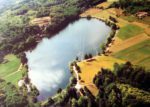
136, 12, 148, 19
18, 80, 25, 87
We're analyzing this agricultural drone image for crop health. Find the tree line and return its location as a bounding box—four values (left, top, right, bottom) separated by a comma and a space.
110, 0, 150, 14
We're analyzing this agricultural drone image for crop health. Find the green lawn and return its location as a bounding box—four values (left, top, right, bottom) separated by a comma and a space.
113, 39, 150, 70
4, 72, 23, 85
0, 54, 24, 85
117, 24, 144, 40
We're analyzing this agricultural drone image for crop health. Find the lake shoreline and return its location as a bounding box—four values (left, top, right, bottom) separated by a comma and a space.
23, 10, 119, 100
0, 2, 119, 103
26, 18, 113, 101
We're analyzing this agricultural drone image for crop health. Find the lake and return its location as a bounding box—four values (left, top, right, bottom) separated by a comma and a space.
26, 18, 111, 100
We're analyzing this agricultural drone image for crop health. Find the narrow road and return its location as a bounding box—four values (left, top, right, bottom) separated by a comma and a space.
73, 65, 82, 90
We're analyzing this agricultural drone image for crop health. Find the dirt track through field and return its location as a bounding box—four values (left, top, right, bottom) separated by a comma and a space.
4, 64, 23, 78
109, 33, 150, 53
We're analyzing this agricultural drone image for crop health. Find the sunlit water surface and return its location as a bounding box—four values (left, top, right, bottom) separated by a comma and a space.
26, 18, 111, 100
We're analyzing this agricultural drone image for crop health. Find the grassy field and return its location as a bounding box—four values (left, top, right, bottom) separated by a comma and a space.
120, 15, 137, 22
113, 39, 150, 70
5, 71, 22, 85
117, 24, 144, 40
77, 55, 124, 96
121, 15, 150, 25
109, 33, 149, 53
0, 54, 25, 85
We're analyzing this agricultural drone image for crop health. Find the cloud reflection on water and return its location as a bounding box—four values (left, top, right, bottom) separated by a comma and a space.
26, 18, 111, 100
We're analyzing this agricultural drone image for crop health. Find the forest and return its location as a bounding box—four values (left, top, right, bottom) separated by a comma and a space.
0, 0, 106, 56
110, 0, 150, 14
41, 62, 150, 107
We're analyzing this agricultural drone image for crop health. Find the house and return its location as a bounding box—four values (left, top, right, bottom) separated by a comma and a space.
136, 12, 148, 19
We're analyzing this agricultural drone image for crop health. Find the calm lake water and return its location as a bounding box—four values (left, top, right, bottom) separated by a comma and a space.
26, 18, 111, 100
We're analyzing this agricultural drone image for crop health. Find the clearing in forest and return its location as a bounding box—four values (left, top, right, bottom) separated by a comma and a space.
30, 16, 51, 27
77, 55, 124, 96
0, 54, 26, 85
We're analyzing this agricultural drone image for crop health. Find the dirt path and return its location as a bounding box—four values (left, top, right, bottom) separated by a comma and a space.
4, 64, 23, 78
73, 64, 98, 95
73, 66, 82, 90
109, 33, 150, 53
